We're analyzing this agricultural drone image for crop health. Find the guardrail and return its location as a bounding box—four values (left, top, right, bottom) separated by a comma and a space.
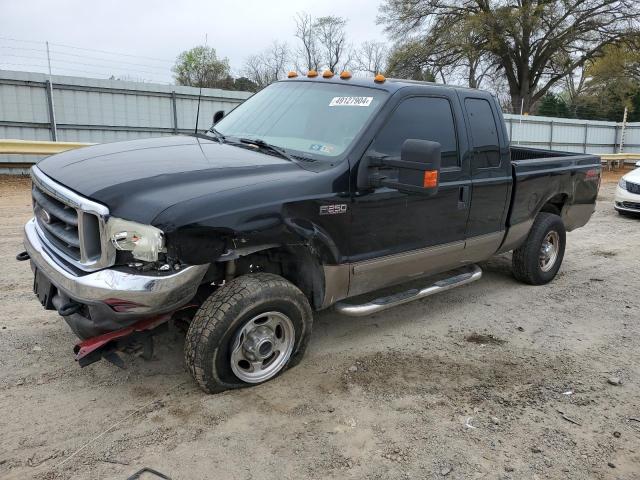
599, 153, 640, 171
0, 139, 93, 155
1, 139, 639, 172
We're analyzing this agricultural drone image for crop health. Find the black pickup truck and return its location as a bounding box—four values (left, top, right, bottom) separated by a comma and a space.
20, 74, 601, 393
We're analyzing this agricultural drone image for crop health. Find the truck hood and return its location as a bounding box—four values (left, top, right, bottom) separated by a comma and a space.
36, 135, 309, 224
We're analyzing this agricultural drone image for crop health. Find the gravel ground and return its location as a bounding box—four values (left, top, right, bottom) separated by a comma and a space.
0, 173, 639, 480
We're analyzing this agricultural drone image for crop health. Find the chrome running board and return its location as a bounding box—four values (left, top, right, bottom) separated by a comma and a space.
334, 264, 482, 317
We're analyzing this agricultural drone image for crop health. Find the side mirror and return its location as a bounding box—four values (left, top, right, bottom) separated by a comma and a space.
368, 139, 442, 195
213, 110, 224, 125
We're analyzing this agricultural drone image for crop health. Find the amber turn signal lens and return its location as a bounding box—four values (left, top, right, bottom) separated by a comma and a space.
340, 71, 352, 79
423, 170, 438, 188
322, 70, 334, 78
374, 73, 386, 83
307, 70, 318, 78
287, 71, 298, 78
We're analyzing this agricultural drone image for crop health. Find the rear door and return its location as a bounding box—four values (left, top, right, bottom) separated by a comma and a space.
458, 93, 512, 254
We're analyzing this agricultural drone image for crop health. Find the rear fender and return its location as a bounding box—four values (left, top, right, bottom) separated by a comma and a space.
498, 190, 571, 253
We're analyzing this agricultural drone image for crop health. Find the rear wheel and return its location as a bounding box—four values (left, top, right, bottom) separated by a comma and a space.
512, 212, 566, 285
184, 273, 313, 393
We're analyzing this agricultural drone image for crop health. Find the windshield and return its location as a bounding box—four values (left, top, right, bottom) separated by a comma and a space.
214, 81, 388, 159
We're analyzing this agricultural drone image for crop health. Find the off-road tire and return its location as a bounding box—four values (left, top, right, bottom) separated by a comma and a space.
184, 273, 313, 394
512, 212, 566, 285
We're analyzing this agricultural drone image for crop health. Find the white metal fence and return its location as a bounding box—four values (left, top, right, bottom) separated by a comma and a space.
0, 70, 252, 173
2, 70, 640, 174
504, 113, 640, 154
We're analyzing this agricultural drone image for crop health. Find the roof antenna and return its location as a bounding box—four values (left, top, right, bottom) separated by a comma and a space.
194, 34, 207, 135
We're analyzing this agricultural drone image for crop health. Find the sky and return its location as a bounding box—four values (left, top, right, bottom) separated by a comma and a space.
0, 0, 388, 84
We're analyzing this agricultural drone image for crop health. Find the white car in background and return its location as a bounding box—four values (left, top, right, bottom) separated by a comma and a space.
615, 161, 640, 215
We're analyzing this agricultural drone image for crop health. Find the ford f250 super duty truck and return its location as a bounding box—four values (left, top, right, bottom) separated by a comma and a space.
19, 73, 601, 393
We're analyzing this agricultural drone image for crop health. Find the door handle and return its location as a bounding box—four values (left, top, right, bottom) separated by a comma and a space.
458, 185, 470, 209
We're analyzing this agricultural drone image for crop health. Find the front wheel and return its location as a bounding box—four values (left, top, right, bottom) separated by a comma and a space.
184, 273, 313, 393
512, 212, 566, 285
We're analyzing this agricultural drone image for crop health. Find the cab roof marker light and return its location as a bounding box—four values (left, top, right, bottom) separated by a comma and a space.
307, 70, 318, 78
374, 73, 386, 83
287, 71, 298, 78
340, 71, 352, 79
322, 70, 334, 78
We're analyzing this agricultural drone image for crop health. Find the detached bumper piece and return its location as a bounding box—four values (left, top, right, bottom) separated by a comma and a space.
74, 314, 170, 367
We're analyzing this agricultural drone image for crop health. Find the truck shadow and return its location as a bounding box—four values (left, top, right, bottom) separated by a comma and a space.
118, 252, 519, 390
477, 252, 514, 278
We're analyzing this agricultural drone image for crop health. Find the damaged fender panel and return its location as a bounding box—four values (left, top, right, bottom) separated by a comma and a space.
152, 165, 352, 267
150, 164, 352, 307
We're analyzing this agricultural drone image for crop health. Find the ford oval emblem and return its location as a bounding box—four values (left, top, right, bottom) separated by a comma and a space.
39, 208, 52, 224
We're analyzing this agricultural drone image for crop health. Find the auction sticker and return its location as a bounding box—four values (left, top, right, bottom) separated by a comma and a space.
329, 96, 373, 107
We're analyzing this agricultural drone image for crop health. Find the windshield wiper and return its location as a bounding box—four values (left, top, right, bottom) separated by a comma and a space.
207, 127, 226, 144
238, 138, 296, 162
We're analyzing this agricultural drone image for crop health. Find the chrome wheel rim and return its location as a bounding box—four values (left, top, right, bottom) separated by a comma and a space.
539, 231, 560, 272
230, 311, 295, 384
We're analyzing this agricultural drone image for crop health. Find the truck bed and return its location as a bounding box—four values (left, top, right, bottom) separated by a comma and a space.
507, 146, 601, 238
510, 146, 582, 162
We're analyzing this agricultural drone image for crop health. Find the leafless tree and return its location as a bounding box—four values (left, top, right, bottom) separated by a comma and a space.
242, 41, 290, 90
354, 41, 388, 75
314, 16, 350, 72
294, 12, 320, 72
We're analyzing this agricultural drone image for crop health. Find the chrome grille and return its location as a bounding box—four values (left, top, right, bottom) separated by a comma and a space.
33, 184, 81, 260
30, 166, 115, 271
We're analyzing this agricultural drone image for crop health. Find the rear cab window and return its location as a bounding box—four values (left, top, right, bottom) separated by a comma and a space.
465, 98, 501, 168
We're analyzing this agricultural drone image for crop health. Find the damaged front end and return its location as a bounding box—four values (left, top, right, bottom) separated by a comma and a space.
19, 165, 212, 369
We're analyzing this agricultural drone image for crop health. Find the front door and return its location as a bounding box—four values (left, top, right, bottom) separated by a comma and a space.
348, 92, 471, 296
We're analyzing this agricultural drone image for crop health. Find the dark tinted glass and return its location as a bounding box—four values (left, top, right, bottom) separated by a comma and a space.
372, 97, 459, 168
465, 98, 501, 168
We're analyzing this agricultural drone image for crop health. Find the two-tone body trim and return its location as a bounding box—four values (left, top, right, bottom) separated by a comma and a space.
321, 231, 505, 308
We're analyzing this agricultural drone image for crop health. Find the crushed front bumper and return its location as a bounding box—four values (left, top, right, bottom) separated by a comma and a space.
24, 218, 209, 338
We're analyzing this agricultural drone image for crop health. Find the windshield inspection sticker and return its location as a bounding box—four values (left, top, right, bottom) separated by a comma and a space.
309, 143, 334, 154
329, 96, 373, 107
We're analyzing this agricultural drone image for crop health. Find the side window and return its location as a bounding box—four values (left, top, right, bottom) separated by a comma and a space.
465, 98, 501, 168
372, 97, 459, 168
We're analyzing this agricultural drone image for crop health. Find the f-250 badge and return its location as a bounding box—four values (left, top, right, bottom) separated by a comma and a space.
319, 204, 348, 215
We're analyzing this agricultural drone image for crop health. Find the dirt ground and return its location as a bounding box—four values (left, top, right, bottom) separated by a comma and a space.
1, 172, 639, 480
